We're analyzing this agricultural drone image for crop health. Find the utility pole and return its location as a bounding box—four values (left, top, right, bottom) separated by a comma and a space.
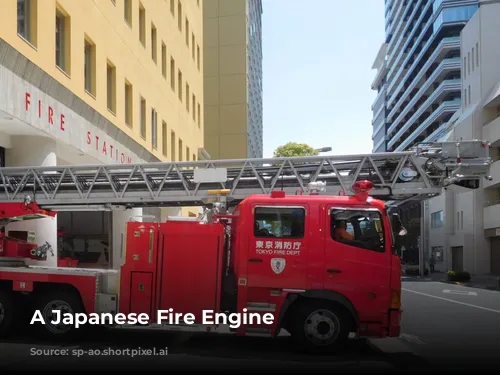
419, 200, 429, 278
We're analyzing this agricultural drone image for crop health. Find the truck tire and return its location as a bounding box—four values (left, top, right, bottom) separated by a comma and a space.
32, 290, 86, 342
0, 289, 14, 337
289, 300, 351, 354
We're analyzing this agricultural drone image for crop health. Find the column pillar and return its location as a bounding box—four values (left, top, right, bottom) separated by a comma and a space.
5, 136, 58, 267
111, 208, 142, 269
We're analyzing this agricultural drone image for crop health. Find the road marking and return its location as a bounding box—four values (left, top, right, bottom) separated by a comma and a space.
443, 289, 478, 296
399, 333, 425, 345
402, 288, 500, 314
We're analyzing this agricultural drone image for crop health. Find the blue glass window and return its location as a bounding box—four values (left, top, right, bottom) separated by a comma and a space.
433, 4, 478, 33
431, 211, 444, 228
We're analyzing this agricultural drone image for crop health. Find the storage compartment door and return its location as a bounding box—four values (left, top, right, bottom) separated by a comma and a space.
130, 271, 153, 319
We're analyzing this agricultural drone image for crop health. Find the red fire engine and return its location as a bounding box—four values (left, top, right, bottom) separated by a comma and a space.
0, 140, 492, 353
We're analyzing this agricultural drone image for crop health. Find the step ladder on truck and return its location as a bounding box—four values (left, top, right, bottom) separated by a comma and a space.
0, 140, 492, 353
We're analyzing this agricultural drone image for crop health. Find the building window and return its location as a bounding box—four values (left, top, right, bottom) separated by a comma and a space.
139, 3, 145, 46
191, 33, 195, 60
476, 42, 479, 66
124, 0, 132, 25
55, 8, 70, 74
171, 131, 176, 161
254, 207, 305, 239
161, 42, 167, 78
178, 1, 182, 31
196, 45, 200, 70
468, 52, 471, 75
431, 211, 444, 228
151, 108, 157, 149
468, 84, 471, 104
106, 61, 116, 114
178, 139, 183, 161
170, 0, 175, 15
192, 94, 196, 121
140, 96, 146, 139
151, 24, 157, 62
17, 0, 37, 46
185, 18, 189, 46
185, 83, 190, 111
84, 37, 96, 96
197, 103, 201, 127
170, 57, 175, 91
178, 70, 183, 101
472, 47, 475, 70
464, 88, 467, 106
186, 147, 190, 161
0, 147, 5, 167
162, 121, 168, 157
125, 80, 133, 127
463, 56, 466, 79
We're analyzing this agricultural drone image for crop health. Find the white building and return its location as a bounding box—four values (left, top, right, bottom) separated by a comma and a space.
425, 0, 500, 275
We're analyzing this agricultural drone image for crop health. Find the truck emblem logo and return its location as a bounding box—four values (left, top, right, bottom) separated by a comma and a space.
271, 258, 286, 274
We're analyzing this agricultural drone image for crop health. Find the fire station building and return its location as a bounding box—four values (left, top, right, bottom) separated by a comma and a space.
0, 0, 206, 268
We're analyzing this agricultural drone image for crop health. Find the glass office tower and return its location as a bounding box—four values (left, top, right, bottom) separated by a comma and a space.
372, 0, 479, 153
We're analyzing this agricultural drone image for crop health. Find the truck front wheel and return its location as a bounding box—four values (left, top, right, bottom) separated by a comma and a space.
0, 289, 14, 337
289, 300, 351, 354
33, 290, 85, 342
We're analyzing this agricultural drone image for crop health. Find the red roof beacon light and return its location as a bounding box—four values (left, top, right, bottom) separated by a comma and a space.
351, 180, 374, 201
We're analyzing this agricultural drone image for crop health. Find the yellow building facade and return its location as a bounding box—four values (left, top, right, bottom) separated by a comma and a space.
203, 0, 263, 160
0, 0, 205, 163
0, 0, 206, 268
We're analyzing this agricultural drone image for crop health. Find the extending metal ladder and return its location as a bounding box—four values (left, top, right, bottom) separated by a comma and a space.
0, 140, 492, 209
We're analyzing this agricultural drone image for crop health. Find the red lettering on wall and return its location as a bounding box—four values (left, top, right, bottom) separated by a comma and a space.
25, 92, 133, 164
86, 130, 133, 164
48, 106, 54, 125
25, 92, 30, 110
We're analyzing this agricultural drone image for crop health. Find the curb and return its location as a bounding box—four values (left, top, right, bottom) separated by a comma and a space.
366, 338, 431, 370
366, 338, 413, 354
438, 279, 499, 291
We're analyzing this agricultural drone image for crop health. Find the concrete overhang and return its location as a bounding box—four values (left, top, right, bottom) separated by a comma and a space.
483, 80, 500, 108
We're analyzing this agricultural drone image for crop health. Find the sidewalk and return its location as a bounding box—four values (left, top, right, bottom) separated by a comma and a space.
406, 268, 500, 291
435, 272, 500, 291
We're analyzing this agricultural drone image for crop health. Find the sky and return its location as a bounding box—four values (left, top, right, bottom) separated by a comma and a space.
261, 0, 386, 158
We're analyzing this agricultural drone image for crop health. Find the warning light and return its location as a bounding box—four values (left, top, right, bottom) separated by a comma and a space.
351, 180, 374, 193
351, 180, 373, 201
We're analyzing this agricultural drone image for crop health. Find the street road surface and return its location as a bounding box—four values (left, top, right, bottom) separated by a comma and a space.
371, 279, 500, 371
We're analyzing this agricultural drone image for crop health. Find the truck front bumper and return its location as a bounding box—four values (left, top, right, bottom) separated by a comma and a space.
388, 308, 401, 337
